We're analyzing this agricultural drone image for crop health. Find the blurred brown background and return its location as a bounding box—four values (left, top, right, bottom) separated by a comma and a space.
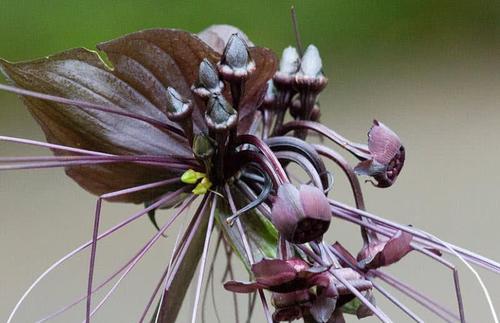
1, 1, 499, 322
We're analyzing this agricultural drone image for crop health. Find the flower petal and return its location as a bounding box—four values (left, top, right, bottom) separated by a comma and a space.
357, 231, 413, 269
223, 280, 264, 293
252, 258, 297, 286
1, 47, 193, 202
238, 47, 277, 134
367, 120, 402, 165
97, 29, 220, 133
198, 25, 254, 54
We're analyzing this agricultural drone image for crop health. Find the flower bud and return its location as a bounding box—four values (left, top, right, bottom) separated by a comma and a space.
273, 46, 300, 89
354, 120, 405, 188
279, 46, 300, 75
218, 33, 255, 81
271, 183, 331, 243
261, 80, 277, 110
294, 44, 328, 93
205, 95, 237, 131
192, 134, 215, 160
165, 87, 193, 121
299, 44, 323, 77
192, 59, 224, 98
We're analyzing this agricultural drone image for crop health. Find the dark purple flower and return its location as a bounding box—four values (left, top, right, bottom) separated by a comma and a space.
357, 230, 413, 270
271, 183, 331, 243
354, 120, 405, 187
223, 258, 326, 293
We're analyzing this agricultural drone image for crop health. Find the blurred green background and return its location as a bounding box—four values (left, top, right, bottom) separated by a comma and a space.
1, 1, 499, 322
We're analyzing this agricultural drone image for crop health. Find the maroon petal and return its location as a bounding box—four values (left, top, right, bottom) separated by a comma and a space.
357, 231, 413, 270
251, 258, 297, 286
310, 293, 337, 323
299, 184, 331, 222
271, 183, 303, 241
198, 25, 254, 54
238, 47, 277, 134
97, 29, 222, 133
367, 120, 402, 165
1, 47, 192, 202
223, 280, 264, 293
272, 306, 304, 322
331, 242, 358, 267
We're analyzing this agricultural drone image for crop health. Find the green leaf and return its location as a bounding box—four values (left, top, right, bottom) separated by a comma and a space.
215, 186, 278, 270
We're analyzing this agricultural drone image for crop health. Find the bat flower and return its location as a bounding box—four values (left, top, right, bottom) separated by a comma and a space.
271, 183, 332, 243
1, 17, 497, 323
356, 230, 413, 270
223, 258, 327, 294
354, 120, 405, 188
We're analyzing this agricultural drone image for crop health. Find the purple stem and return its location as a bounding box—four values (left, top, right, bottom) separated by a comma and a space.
7, 185, 187, 323
225, 185, 274, 323
413, 246, 465, 322
328, 212, 458, 320
0, 135, 111, 156
328, 245, 423, 322
142, 215, 188, 323
330, 199, 500, 274
373, 270, 459, 322
0, 158, 190, 170
191, 194, 217, 323
0, 83, 185, 137
87, 196, 197, 321
277, 120, 371, 159
235, 134, 289, 183
314, 144, 374, 244
273, 150, 323, 189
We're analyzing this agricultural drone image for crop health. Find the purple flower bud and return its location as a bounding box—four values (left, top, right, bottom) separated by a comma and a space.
218, 33, 255, 81
223, 258, 327, 294
192, 59, 224, 98
354, 120, 405, 188
271, 183, 331, 243
165, 87, 192, 121
205, 95, 237, 131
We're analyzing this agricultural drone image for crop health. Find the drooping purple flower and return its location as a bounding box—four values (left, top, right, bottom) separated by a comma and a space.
271, 183, 331, 243
223, 258, 327, 293
357, 230, 413, 270
354, 120, 405, 187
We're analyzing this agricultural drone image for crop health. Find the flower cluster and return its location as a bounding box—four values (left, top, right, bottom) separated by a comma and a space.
1, 23, 498, 323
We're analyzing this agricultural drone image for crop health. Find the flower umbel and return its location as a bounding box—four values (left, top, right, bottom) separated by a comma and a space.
0, 18, 499, 323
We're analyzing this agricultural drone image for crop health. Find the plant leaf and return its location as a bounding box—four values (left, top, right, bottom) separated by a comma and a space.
216, 185, 278, 270
153, 196, 211, 322
0, 30, 218, 203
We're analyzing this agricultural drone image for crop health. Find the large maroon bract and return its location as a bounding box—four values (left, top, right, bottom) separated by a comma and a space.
0, 23, 499, 323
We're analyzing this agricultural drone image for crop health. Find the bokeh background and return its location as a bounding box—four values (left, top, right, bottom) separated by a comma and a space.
1, 1, 499, 322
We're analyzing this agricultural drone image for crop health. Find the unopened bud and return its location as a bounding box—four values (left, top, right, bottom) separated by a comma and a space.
192, 59, 224, 98
271, 184, 331, 243
165, 87, 193, 121
279, 46, 300, 75
205, 95, 238, 131
218, 33, 255, 81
